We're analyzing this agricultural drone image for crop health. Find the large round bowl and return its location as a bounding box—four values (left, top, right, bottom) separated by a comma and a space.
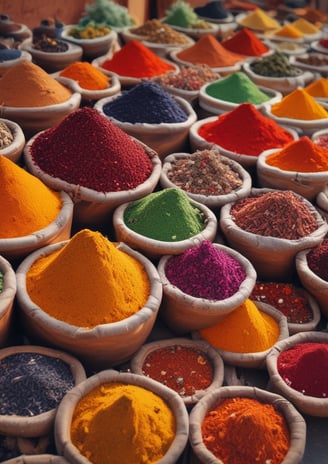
61, 26, 119, 60
54, 369, 189, 464
0, 118, 25, 163
0, 255, 16, 347
15, 241, 163, 371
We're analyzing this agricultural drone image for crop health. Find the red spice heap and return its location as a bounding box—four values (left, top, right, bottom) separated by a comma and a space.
100, 39, 176, 78
278, 342, 328, 397
30, 107, 153, 192
198, 103, 294, 156
222, 28, 269, 56
307, 237, 328, 281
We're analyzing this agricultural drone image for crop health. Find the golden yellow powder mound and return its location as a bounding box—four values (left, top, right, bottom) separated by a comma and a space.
0, 155, 62, 238
26, 229, 150, 328
291, 18, 320, 34
271, 88, 328, 120
273, 24, 303, 39
305, 77, 328, 98
239, 8, 280, 31
0, 61, 73, 107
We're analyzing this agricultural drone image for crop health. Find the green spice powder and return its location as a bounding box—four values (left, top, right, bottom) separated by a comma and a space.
124, 188, 205, 241
205, 71, 271, 104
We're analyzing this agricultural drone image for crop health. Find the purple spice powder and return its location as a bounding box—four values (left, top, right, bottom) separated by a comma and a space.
165, 240, 246, 300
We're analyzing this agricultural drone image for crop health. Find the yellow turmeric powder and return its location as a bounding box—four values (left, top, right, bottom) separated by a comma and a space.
59, 61, 110, 90
291, 18, 320, 35
239, 8, 280, 31
273, 24, 303, 39
199, 299, 280, 353
0, 155, 62, 238
266, 136, 328, 172
270, 88, 328, 120
26, 229, 150, 328
0, 61, 72, 107
71, 382, 176, 464
305, 77, 328, 98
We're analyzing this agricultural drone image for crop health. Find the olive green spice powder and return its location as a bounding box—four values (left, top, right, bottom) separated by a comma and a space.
124, 188, 206, 241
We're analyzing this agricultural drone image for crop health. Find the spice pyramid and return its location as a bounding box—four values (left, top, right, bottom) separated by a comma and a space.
238, 8, 280, 31
271, 88, 328, 120
304, 77, 328, 98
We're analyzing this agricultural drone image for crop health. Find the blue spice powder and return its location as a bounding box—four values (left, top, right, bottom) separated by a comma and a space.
102, 81, 189, 124
0, 49, 21, 62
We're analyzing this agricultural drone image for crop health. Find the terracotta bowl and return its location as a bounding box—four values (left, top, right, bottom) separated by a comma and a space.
61, 27, 119, 59
0, 118, 25, 163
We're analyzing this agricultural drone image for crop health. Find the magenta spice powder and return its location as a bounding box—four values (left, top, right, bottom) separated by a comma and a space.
30, 107, 153, 192
165, 240, 246, 300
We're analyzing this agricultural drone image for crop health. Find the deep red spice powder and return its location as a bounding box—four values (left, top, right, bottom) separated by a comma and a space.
142, 345, 214, 397
30, 107, 153, 192
307, 237, 328, 281
222, 28, 269, 56
277, 342, 328, 397
250, 282, 313, 324
198, 103, 294, 156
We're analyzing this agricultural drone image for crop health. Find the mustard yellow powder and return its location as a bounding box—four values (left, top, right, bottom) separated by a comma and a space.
271, 88, 328, 120
239, 8, 280, 31
291, 18, 320, 34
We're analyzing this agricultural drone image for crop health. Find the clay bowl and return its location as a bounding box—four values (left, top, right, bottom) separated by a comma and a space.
0, 118, 25, 163
61, 26, 119, 60
0, 255, 16, 347
0, 49, 32, 77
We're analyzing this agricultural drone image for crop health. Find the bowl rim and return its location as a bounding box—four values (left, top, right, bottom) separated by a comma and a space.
19, 37, 83, 58
61, 25, 118, 44
169, 47, 244, 73
0, 91, 81, 114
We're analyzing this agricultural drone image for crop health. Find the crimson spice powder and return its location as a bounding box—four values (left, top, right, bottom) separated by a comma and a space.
277, 342, 328, 397
142, 345, 214, 397
306, 237, 328, 281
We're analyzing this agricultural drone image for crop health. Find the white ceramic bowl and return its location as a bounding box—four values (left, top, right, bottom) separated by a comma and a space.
0, 118, 25, 163
54, 369, 189, 464
0, 190, 73, 262
16, 241, 163, 371
0, 49, 32, 77
24, 135, 162, 226
19, 38, 83, 73
290, 53, 328, 77
189, 385, 306, 463
113, 197, 218, 260
266, 331, 328, 416
94, 94, 197, 159
61, 26, 119, 59
0, 255, 16, 347
257, 147, 328, 201
265, 39, 309, 56
130, 337, 225, 407
311, 40, 328, 55
157, 243, 257, 335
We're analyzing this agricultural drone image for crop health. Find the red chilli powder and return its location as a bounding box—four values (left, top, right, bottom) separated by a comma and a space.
277, 342, 328, 397
198, 103, 294, 156
221, 28, 269, 56
30, 107, 153, 192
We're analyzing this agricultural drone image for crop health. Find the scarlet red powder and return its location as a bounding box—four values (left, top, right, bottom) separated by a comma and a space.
222, 28, 269, 56
198, 103, 294, 156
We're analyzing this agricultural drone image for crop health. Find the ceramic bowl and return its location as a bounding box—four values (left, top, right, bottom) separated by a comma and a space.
0, 191, 73, 262
265, 39, 309, 56
61, 26, 119, 59
130, 337, 225, 407
160, 151, 252, 210
290, 53, 328, 78
15, 242, 163, 371
257, 148, 328, 202
0, 49, 32, 77
160, 17, 221, 39
112, 197, 218, 260
189, 385, 306, 463
311, 40, 328, 55
0, 118, 25, 163
157, 243, 257, 335
0, 255, 16, 347
54, 369, 189, 464
242, 60, 314, 95
94, 94, 197, 159
192, 301, 289, 369
266, 331, 328, 417
19, 38, 83, 73
0, 344, 86, 438
24, 136, 162, 227
198, 82, 282, 116
0, 92, 81, 137
52, 72, 121, 103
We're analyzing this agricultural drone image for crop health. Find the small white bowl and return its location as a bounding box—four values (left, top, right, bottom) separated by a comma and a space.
0, 49, 32, 77
257, 147, 328, 201
0, 190, 74, 261
0, 118, 25, 163
94, 94, 197, 159
290, 53, 328, 77
54, 369, 189, 464
0, 255, 16, 347
266, 331, 328, 417
19, 38, 83, 73
189, 385, 306, 463
265, 39, 309, 56
61, 26, 119, 59
243, 60, 314, 95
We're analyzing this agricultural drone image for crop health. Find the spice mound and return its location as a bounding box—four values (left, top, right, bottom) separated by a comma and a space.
163, 0, 213, 29
194, 1, 230, 20
30, 107, 153, 192
102, 81, 188, 124
153, 64, 220, 91
130, 19, 191, 44
124, 188, 206, 241
231, 190, 318, 240
199, 298, 280, 353
307, 237, 328, 281
78, 0, 134, 28
278, 342, 328, 397
165, 240, 246, 300
142, 344, 214, 397
0, 352, 75, 416
0, 60, 73, 107
198, 103, 294, 156
250, 282, 313, 324
26, 229, 150, 328
249, 51, 301, 77
0, 155, 62, 238
222, 28, 269, 56
305, 77, 328, 99
238, 8, 280, 31
201, 397, 290, 463
33, 35, 69, 52
59, 61, 110, 90
270, 88, 328, 120
71, 382, 176, 464
100, 39, 176, 78
166, 149, 243, 195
